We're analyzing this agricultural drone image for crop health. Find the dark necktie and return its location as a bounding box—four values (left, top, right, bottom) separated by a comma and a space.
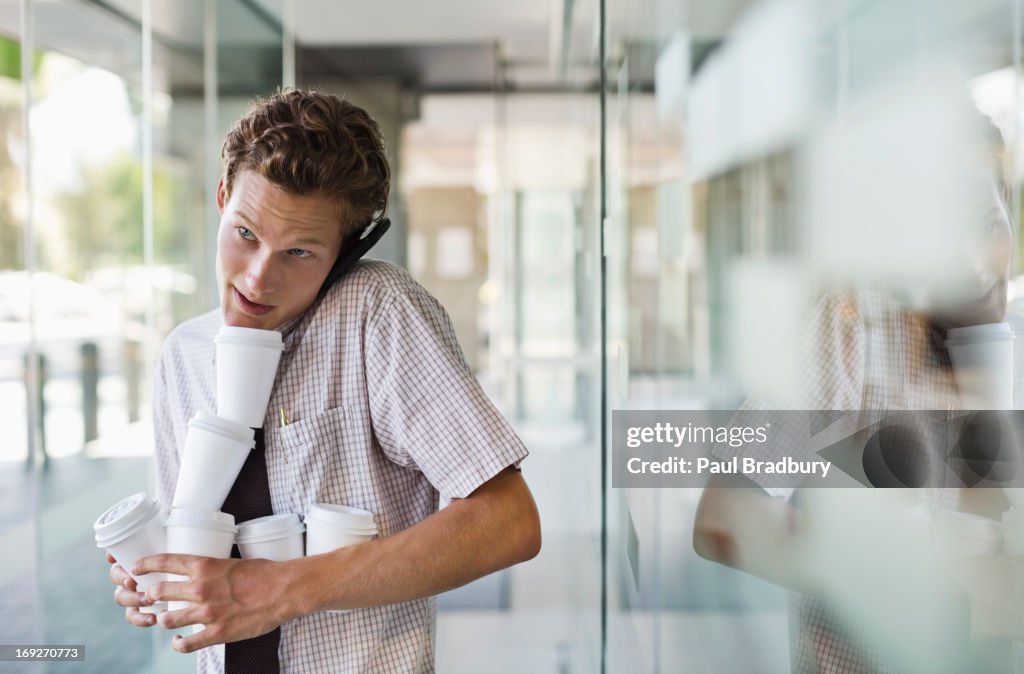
220, 428, 281, 673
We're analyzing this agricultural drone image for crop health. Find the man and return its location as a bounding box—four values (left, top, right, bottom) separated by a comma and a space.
693, 114, 1017, 672
106, 89, 541, 673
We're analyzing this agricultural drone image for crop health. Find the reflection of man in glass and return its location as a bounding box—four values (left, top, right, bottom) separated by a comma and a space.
693, 114, 1017, 672
104, 90, 541, 672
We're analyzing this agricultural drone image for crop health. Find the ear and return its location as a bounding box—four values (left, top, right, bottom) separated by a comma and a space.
216, 177, 228, 214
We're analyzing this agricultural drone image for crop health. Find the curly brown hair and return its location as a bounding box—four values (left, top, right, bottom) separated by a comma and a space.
221, 89, 390, 237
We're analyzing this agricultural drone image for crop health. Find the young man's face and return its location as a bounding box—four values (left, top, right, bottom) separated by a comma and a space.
215, 170, 345, 329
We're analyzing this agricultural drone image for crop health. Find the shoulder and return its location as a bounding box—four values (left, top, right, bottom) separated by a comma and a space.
159, 308, 221, 367
343, 259, 424, 295
320, 259, 434, 313
806, 287, 868, 338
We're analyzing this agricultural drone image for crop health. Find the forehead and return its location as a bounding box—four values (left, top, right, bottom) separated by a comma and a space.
227, 171, 342, 239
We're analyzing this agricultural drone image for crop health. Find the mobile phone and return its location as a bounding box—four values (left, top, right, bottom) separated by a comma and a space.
318, 217, 391, 296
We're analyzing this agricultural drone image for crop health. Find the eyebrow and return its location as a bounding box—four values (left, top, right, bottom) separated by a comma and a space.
235, 211, 329, 249
291, 237, 329, 249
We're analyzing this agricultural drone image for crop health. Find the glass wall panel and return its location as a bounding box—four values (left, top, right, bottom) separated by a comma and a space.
495, 92, 603, 674
24, 1, 155, 671
405, 91, 605, 673
150, 0, 212, 331
399, 8, 605, 673
604, 0, 1024, 671
0, 0, 32, 660
0, 1, 287, 671
0, 1, 26, 469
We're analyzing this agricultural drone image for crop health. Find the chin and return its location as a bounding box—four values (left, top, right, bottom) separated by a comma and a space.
222, 305, 269, 329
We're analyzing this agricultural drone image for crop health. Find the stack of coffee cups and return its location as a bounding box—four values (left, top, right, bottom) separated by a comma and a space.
94, 327, 283, 617
164, 327, 286, 617
96, 325, 382, 624
207, 326, 379, 562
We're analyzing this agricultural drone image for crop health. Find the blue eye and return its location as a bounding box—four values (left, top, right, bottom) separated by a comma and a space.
290, 249, 312, 258
238, 226, 256, 241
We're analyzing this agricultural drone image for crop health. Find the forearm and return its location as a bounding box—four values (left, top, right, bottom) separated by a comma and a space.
280, 469, 541, 617
694, 480, 819, 595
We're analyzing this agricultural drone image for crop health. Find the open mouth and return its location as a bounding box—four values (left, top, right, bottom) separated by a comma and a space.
233, 287, 274, 316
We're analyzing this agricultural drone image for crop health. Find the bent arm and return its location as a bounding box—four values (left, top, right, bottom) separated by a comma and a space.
280, 467, 541, 616
693, 474, 818, 595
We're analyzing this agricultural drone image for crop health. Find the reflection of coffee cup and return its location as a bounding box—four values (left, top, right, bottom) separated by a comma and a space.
215, 326, 283, 428
304, 504, 378, 557
94, 493, 169, 615
945, 322, 1014, 410
932, 511, 1004, 640
164, 509, 238, 614
932, 511, 1001, 559
929, 512, 999, 639
236, 514, 305, 562
959, 510, 1024, 642
1001, 509, 1024, 555
172, 412, 254, 511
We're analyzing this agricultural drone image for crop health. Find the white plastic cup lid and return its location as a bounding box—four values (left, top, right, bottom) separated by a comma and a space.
236, 513, 305, 543
216, 326, 283, 350
946, 322, 1014, 346
164, 508, 238, 534
188, 411, 255, 447
94, 493, 162, 548
305, 504, 377, 534
1003, 509, 1024, 527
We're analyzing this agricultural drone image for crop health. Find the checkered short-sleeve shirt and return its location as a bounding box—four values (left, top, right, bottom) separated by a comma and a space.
152, 260, 529, 673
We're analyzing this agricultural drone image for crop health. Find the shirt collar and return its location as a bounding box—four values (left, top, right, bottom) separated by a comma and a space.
275, 313, 307, 353
273, 289, 332, 353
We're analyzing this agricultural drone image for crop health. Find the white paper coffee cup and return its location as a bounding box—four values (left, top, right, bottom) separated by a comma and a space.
946, 322, 1014, 410
1001, 509, 1024, 555
94, 493, 169, 615
172, 411, 255, 511
215, 326, 284, 428
236, 514, 306, 562
304, 504, 378, 557
164, 508, 238, 613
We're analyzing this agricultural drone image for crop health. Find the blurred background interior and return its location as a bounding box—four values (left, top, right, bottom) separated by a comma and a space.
3, 0, 1024, 671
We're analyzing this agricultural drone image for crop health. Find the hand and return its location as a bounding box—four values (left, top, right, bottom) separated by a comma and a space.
106, 552, 157, 628
135, 554, 293, 654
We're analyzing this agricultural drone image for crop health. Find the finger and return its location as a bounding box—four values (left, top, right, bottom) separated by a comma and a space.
114, 585, 153, 609
133, 553, 200, 577
109, 563, 137, 591
105, 552, 116, 564
156, 605, 201, 630
172, 626, 220, 654
124, 607, 157, 628
146, 577, 196, 604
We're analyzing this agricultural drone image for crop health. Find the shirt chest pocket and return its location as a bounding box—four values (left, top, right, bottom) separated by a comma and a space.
268, 405, 351, 515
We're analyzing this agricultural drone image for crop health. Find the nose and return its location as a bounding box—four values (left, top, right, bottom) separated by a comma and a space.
245, 250, 277, 297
